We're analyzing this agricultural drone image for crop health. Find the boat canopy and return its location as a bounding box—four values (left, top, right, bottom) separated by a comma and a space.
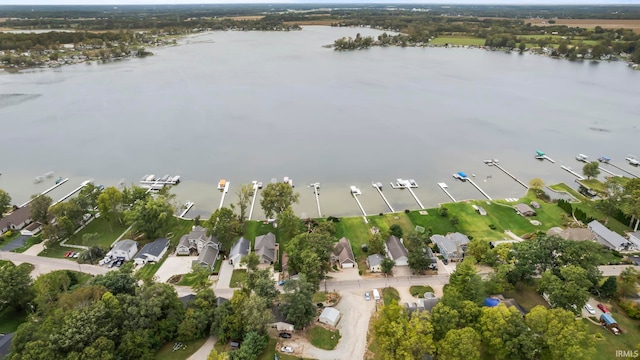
458, 172, 468, 178
536, 150, 545, 156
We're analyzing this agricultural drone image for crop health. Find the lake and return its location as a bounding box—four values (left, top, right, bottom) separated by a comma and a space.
1, 26, 639, 219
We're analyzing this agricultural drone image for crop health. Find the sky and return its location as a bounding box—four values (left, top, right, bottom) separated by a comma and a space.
1, 0, 639, 5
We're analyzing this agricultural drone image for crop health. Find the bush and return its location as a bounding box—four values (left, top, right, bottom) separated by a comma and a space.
327, 216, 340, 223
488, 224, 497, 230
361, 244, 368, 253
358, 269, 363, 275
389, 224, 403, 238
404, 209, 410, 214
450, 216, 459, 226
619, 300, 640, 319
439, 207, 448, 217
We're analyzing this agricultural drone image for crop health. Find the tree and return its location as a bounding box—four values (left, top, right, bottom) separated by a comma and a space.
207, 350, 229, 360
206, 207, 240, 246
381, 258, 395, 275
582, 161, 601, 180
525, 306, 594, 360
0, 188, 11, 218
437, 327, 481, 360
97, 187, 124, 229
121, 186, 149, 208
236, 183, 253, 224
446, 258, 485, 304
50, 201, 84, 229
0, 262, 34, 311
465, 239, 491, 264
518, 42, 526, 52
228, 331, 267, 360
75, 183, 100, 213
32, 270, 72, 313
281, 275, 316, 329
622, 178, 640, 231
91, 267, 137, 295
373, 301, 435, 360
617, 267, 640, 297
188, 265, 213, 292
285, 232, 334, 289
596, 178, 624, 224
277, 206, 302, 243
244, 267, 279, 305
29, 194, 52, 225
478, 304, 536, 360
599, 276, 617, 299
369, 233, 386, 256
539, 265, 592, 314
529, 178, 544, 190
260, 182, 299, 219
125, 196, 175, 239
389, 224, 403, 238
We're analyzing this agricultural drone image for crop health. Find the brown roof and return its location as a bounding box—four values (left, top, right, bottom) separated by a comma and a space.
332, 237, 355, 265
385, 235, 408, 260
0, 206, 32, 232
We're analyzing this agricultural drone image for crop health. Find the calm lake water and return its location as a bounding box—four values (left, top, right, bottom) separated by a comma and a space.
2, 26, 640, 219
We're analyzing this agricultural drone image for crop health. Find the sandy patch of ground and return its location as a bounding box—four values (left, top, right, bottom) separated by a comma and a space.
154, 255, 197, 283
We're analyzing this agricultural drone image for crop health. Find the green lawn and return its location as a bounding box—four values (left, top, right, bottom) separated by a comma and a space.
366, 213, 415, 239
0, 260, 12, 268
230, 269, 247, 288
586, 301, 640, 360
548, 183, 585, 201
382, 287, 399, 306
577, 179, 607, 194
571, 202, 630, 235
0, 307, 28, 333
334, 216, 371, 262
65, 216, 128, 248
306, 326, 341, 350
257, 337, 277, 360
38, 239, 78, 259
177, 269, 206, 287
154, 337, 208, 360
12, 235, 42, 253
313, 291, 328, 303
431, 36, 486, 46
503, 284, 548, 312
135, 254, 168, 282
167, 219, 196, 247
410, 285, 434, 297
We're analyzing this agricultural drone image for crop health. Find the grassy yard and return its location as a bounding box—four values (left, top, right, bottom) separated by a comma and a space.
578, 179, 607, 194
410, 285, 434, 297
548, 183, 586, 201
306, 326, 341, 350
65, 216, 128, 248
431, 36, 486, 46
586, 301, 640, 360
257, 337, 277, 360
335, 216, 372, 261
136, 253, 169, 282
0, 307, 27, 333
572, 201, 630, 235
12, 235, 42, 253
0, 260, 11, 268
38, 239, 78, 259
313, 291, 328, 303
503, 284, 548, 312
154, 337, 209, 360
230, 269, 247, 288
177, 269, 207, 287
382, 287, 399, 306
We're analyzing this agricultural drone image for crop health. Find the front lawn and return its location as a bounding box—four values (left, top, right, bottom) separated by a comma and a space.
12, 236, 42, 253
335, 216, 372, 261
154, 337, 208, 360
548, 183, 585, 201
65, 216, 128, 248
503, 284, 548, 312
306, 326, 341, 350
38, 239, 77, 259
585, 301, 640, 360
313, 291, 328, 303
135, 255, 168, 282
0, 307, 28, 333
382, 287, 399, 306
177, 269, 209, 287
230, 269, 247, 288
410, 285, 434, 297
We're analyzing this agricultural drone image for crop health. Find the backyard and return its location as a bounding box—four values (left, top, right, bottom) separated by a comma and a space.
230, 269, 247, 288
64, 216, 128, 248
0, 306, 27, 333
306, 326, 341, 350
585, 301, 640, 360
154, 337, 208, 360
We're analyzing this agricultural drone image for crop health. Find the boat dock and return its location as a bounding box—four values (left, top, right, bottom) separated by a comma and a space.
561, 165, 585, 180
599, 156, 638, 178
248, 181, 261, 220
483, 159, 529, 189
309, 183, 322, 217
52, 180, 93, 206
350, 186, 368, 223
218, 181, 230, 210
437, 183, 457, 202
21, 178, 70, 207
140, 174, 181, 186
179, 202, 194, 218
390, 179, 424, 209
626, 156, 640, 166
467, 178, 493, 200
535, 150, 555, 163
372, 182, 394, 212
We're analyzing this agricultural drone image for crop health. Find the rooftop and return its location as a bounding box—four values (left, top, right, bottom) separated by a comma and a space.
385, 235, 408, 260
588, 220, 629, 249
135, 238, 169, 258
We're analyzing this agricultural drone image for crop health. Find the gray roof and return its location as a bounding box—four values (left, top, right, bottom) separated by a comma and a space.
197, 242, 220, 267
135, 238, 169, 259
0, 333, 14, 358
630, 231, 640, 240
112, 239, 137, 252
189, 225, 210, 241
230, 237, 251, 258
367, 254, 385, 267
514, 203, 536, 215
178, 235, 192, 249
0, 206, 31, 232
385, 235, 408, 260
431, 233, 470, 255
255, 232, 276, 263
588, 220, 629, 249
333, 237, 356, 265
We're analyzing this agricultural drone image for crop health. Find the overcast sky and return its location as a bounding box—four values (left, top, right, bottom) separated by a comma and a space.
1, 0, 639, 5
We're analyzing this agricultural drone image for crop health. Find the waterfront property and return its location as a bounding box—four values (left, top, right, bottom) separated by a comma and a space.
430, 232, 470, 262
588, 220, 635, 251
108, 239, 138, 261
229, 237, 251, 268
629, 231, 640, 249
193, 241, 221, 272
176, 225, 217, 256
514, 203, 537, 217
331, 237, 356, 269
254, 232, 277, 265
384, 235, 409, 266
0, 206, 32, 235
546, 227, 597, 241
134, 238, 170, 265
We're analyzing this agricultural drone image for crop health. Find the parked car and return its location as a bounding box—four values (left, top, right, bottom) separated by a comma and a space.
64, 251, 73, 258
597, 304, 610, 313
585, 304, 596, 315
280, 346, 293, 353
365, 292, 370, 301
72, 252, 79, 259
278, 333, 292, 339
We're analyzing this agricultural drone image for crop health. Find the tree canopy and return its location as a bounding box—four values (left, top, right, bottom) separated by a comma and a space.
259, 182, 299, 220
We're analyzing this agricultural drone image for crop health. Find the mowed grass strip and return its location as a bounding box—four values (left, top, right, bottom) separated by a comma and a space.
307, 326, 341, 350
65, 216, 128, 248
430, 36, 486, 46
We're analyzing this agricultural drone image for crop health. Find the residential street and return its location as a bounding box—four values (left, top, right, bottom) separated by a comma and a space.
0, 250, 110, 276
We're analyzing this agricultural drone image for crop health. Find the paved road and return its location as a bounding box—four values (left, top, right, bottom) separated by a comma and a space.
599, 265, 636, 276
324, 274, 451, 292
0, 250, 110, 276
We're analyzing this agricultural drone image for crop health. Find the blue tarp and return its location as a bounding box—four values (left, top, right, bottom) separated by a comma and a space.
483, 298, 500, 307
458, 172, 468, 178
601, 313, 617, 325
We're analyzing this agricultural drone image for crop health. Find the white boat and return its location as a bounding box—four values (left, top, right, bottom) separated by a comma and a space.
350, 186, 362, 195
257, 182, 263, 189
576, 154, 589, 162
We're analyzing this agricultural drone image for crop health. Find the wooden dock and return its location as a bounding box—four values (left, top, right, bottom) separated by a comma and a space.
52, 180, 92, 206
350, 187, 368, 224
561, 166, 585, 180
484, 159, 529, 189
179, 202, 194, 218
467, 178, 493, 200
437, 183, 456, 202
219, 181, 230, 210
248, 181, 260, 220
602, 162, 638, 178
21, 178, 70, 207
310, 183, 322, 217
372, 182, 394, 213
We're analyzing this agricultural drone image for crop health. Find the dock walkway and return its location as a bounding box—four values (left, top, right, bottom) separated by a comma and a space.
437, 183, 456, 202
351, 188, 368, 224
21, 178, 70, 207
52, 180, 92, 207
248, 182, 259, 220
561, 166, 585, 180
372, 182, 394, 213
484, 160, 529, 189
467, 178, 492, 200
219, 181, 230, 210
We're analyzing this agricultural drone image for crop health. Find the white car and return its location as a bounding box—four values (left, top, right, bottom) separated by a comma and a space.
585, 304, 596, 315
280, 346, 293, 353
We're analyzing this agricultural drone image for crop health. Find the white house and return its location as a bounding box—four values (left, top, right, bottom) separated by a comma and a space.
588, 221, 633, 251
367, 254, 385, 273
319, 307, 341, 327
108, 239, 138, 261
134, 238, 170, 265
0, 206, 32, 236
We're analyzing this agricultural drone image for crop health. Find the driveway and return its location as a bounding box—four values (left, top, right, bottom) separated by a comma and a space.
326, 267, 361, 281
1, 235, 31, 251
215, 261, 234, 290
581, 297, 609, 322
187, 337, 216, 360
154, 255, 198, 283
297, 290, 376, 360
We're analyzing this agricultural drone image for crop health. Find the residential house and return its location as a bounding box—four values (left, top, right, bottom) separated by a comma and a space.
628, 231, 640, 249
367, 254, 385, 273
514, 203, 537, 217
134, 238, 170, 266
530, 201, 541, 209
546, 227, 596, 241
255, 232, 277, 265
332, 237, 356, 268
19, 221, 42, 236
588, 220, 633, 251
0, 206, 32, 235
385, 235, 409, 266
319, 307, 341, 327
405, 292, 440, 313
192, 240, 221, 272
176, 225, 215, 256
431, 232, 470, 262
229, 237, 251, 268
108, 239, 138, 261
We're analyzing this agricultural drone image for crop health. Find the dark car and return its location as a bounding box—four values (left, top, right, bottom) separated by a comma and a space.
278, 333, 292, 339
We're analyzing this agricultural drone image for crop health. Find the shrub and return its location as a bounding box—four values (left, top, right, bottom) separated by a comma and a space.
450, 216, 459, 226
361, 244, 368, 253
389, 224, 403, 238
619, 300, 640, 319
488, 224, 497, 230
439, 207, 448, 217
404, 209, 410, 214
